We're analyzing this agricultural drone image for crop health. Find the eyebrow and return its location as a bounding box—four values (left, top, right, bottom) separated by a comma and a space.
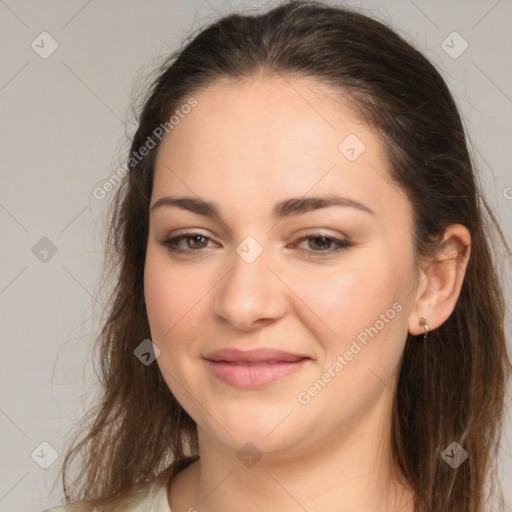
150, 194, 375, 220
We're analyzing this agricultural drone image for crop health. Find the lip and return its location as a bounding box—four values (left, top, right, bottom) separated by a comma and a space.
203, 347, 309, 363
203, 348, 311, 389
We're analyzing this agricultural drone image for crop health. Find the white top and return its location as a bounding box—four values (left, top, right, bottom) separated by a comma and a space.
41, 479, 172, 512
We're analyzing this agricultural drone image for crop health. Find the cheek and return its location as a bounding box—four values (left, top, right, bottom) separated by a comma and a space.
143, 252, 208, 405
143, 251, 207, 344
285, 254, 404, 340
284, 254, 411, 399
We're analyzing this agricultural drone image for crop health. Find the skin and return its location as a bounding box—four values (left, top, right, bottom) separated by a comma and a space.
143, 74, 471, 512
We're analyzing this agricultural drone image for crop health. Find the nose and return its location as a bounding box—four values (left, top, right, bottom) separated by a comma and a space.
213, 246, 288, 332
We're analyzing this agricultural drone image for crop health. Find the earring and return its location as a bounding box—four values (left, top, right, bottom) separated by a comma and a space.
419, 316, 429, 341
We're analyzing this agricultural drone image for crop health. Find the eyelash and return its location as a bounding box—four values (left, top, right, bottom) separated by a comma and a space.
160, 231, 352, 257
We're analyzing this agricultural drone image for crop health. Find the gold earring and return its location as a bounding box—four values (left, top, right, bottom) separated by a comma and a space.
419, 316, 429, 341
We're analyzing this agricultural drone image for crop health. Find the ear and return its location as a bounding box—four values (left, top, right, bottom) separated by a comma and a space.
407, 224, 471, 336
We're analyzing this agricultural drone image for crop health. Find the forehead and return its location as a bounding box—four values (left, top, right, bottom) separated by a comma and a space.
152, 75, 410, 224
157, 75, 372, 170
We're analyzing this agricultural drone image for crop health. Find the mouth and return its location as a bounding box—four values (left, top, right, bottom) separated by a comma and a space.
203, 347, 310, 364
214, 359, 306, 366
203, 351, 311, 389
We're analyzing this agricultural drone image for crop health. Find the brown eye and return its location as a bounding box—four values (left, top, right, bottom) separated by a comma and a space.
308, 236, 334, 251
186, 235, 209, 249
160, 232, 215, 253
294, 234, 352, 256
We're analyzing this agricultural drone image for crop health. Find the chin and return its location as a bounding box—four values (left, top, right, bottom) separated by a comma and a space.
199, 411, 305, 454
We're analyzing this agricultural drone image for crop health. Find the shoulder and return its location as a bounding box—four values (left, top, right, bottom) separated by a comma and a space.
40, 502, 95, 512
40, 503, 100, 512
40, 505, 93, 512
40, 478, 171, 512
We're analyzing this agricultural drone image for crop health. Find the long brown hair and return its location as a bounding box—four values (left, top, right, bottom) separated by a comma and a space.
58, 1, 511, 510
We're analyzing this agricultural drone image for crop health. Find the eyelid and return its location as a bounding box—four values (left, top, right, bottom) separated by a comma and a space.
159, 228, 352, 257
165, 228, 213, 238
160, 228, 348, 243
291, 231, 351, 255
159, 229, 219, 252
296, 228, 349, 239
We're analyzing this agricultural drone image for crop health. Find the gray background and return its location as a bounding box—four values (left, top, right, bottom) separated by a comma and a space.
0, 1, 511, 511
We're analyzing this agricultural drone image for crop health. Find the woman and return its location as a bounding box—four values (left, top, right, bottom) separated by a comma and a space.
44, 1, 511, 511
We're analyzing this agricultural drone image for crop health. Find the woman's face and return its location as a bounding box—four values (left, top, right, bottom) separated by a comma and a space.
144, 75, 421, 456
